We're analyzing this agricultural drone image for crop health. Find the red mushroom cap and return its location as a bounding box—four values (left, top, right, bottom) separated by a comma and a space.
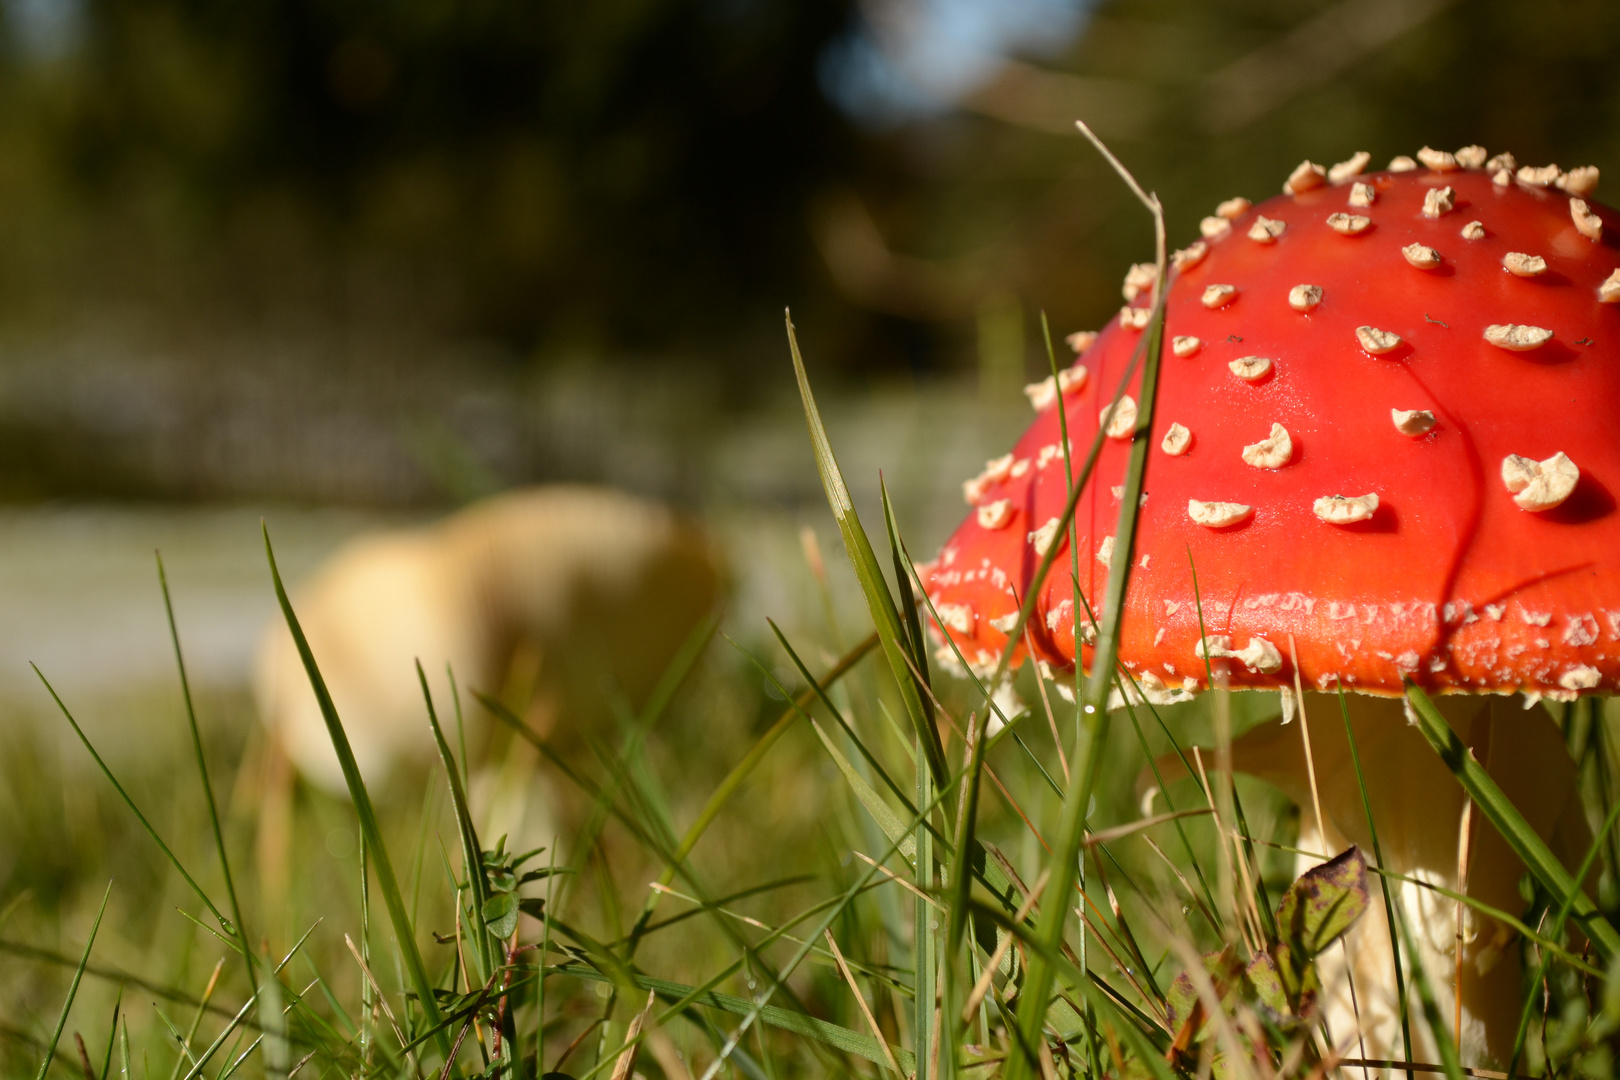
926, 152, 1620, 701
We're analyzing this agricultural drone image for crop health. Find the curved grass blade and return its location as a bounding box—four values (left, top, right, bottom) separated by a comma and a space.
35, 881, 111, 1080
551, 965, 917, 1075
178, 992, 259, 1080
967, 899, 1168, 1051
1404, 681, 1620, 960
1508, 768, 1620, 1072
944, 714, 987, 1068
1006, 119, 1168, 1080
34, 670, 238, 954
808, 718, 915, 864
476, 692, 830, 1031
617, 877, 815, 944
157, 553, 256, 995
786, 311, 947, 788
978, 194, 1168, 708
1391, 903, 1463, 1080
693, 743, 974, 1080
879, 475, 931, 699
758, 624, 918, 821
913, 735, 936, 1080
166, 959, 223, 1080
417, 661, 494, 983
97, 984, 121, 1080
1339, 686, 1414, 1072
629, 632, 877, 931
153, 1006, 200, 1074
262, 524, 451, 1063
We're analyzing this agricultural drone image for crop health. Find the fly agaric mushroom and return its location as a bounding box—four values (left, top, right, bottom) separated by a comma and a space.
923, 150, 1616, 1066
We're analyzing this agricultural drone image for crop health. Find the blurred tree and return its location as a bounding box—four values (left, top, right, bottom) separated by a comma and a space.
0, 0, 878, 372
0, 0, 1614, 503
1, 0, 1616, 375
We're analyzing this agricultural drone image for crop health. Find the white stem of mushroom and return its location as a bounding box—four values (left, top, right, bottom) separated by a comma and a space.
1141, 692, 1588, 1068
1277, 693, 1585, 1067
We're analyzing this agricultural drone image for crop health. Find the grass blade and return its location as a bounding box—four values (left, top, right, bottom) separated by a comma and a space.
551, 966, 918, 1075
446, 665, 470, 793
35, 670, 239, 955
759, 624, 1046, 933
914, 737, 936, 1080
156, 553, 256, 995
1339, 686, 1414, 1072
1390, 903, 1464, 1080
785, 311, 947, 788
945, 715, 985, 965
166, 960, 223, 1080
35, 881, 111, 1080
1006, 119, 1168, 1080
1404, 680, 1620, 960
807, 718, 915, 863
824, 931, 904, 1076
1042, 309, 1087, 717
177, 993, 260, 1080
879, 475, 931, 701
692, 736, 974, 1080
97, 985, 121, 1080
261, 523, 452, 1063
944, 714, 986, 1069
631, 631, 878, 924
1508, 757, 1620, 1072
416, 661, 495, 984
761, 623, 918, 819
477, 690, 831, 1035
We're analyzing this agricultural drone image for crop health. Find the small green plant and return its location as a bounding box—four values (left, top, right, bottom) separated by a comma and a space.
1164, 848, 1368, 1074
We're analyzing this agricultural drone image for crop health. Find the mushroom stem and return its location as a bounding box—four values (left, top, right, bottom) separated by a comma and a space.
1232, 693, 1589, 1067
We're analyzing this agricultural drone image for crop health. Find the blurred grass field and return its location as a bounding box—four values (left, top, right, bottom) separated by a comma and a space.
0, 387, 1303, 1079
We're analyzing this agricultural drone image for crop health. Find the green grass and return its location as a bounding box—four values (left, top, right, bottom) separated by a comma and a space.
5, 141, 1620, 1080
